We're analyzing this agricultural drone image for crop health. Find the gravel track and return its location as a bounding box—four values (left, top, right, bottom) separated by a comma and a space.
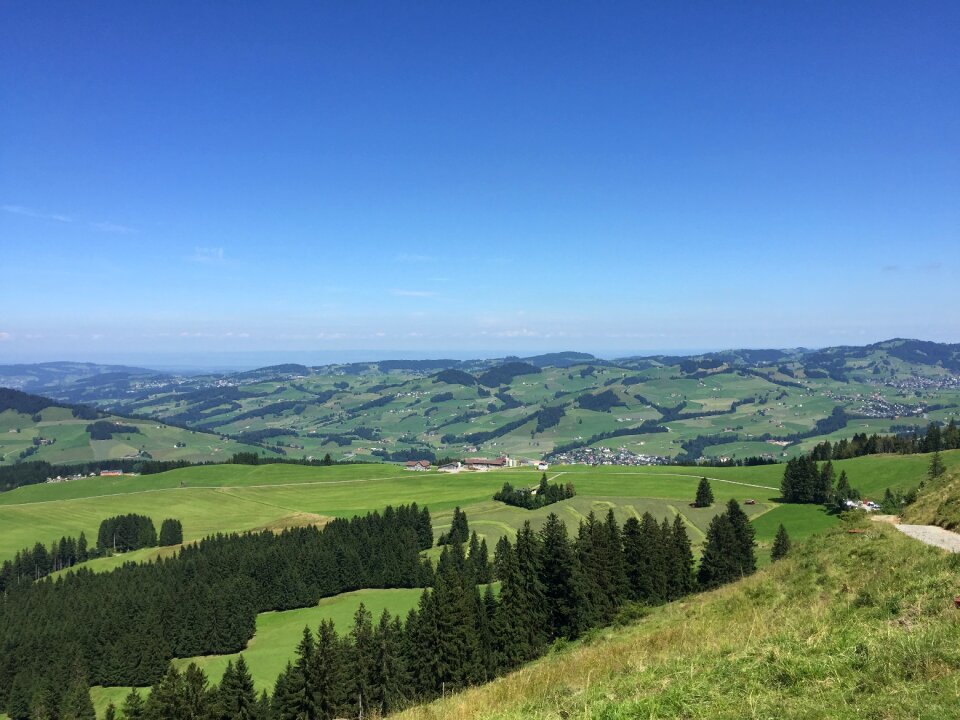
895, 524, 960, 553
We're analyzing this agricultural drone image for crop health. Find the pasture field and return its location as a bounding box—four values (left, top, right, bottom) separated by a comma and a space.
0, 408, 274, 467
175, 587, 425, 690
4, 451, 958, 717
4, 452, 958, 566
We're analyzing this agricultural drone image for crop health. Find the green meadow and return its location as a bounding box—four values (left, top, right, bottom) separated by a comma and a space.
3, 451, 958, 716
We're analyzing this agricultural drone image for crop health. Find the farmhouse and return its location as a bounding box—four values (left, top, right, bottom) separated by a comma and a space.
99, 470, 123, 477
465, 456, 509, 470
404, 460, 431, 471
438, 461, 462, 473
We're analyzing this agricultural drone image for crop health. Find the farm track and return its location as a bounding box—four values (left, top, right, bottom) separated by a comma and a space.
895, 524, 960, 553
603, 470, 778, 492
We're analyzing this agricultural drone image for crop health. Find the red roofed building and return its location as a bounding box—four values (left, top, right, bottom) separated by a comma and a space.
404, 460, 431, 471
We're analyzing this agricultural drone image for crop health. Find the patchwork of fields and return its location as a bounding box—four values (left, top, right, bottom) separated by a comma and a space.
3, 450, 957, 715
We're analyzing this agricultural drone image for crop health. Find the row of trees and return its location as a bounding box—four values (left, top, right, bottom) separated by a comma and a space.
809, 420, 960, 461
0, 518, 184, 594
493, 474, 576, 509
0, 504, 435, 711
0, 532, 90, 590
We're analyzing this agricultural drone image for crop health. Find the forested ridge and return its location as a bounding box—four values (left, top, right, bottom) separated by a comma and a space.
0, 504, 433, 711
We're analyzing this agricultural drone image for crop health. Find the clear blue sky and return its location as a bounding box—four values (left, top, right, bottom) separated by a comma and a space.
2, 1, 958, 364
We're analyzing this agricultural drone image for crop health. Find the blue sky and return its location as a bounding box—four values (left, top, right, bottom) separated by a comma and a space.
1, 1, 958, 364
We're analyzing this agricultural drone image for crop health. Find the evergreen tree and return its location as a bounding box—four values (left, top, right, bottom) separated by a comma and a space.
668, 514, 696, 598
347, 604, 375, 716
269, 663, 300, 720
159, 519, 184, 547
144, 664, 186, 720
725, 499, 756, 577
121, 689, 146, 720
831, 469, 859, 510
311, 619, 349, 719
103, 704, 117, 720
539, 512, 584, 639
623, 513, 668, 603
929, 450, 946, 481
694, 477, 714, 507
59, 678, 95, 720
370, 610, 408, 715
217, 656, 256, 719
814, 460, 835, 504
181, 663, 212, 720
697, 512, 739, 589
771, 524, 791, 561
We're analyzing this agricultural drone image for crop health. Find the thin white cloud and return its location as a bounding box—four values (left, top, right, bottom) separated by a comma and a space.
395, 253, 435, 263
2, 204, 72, 222
0, 332, 12, 342
392, 289, 437, 298
189, 246, 225, 264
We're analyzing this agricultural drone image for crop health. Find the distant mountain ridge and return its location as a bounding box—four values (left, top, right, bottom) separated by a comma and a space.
2, 337, 958, 468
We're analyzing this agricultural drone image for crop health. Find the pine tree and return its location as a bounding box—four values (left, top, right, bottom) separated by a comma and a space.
59, 678, 95, 720
771, 524, 791, 561
698, 512, 739, 589
144, 664, 186, 720
725, 499, 756, 577
159, 519, 184, 547
121, 689, 146, 720
311, 619, 347, 719
929, 450, 946, 481
181, 663, 212, 720
218, 656, 256, 719
103, 703, 117, 720
814, 460, 835, 504
668, 514, 696, 598
269, 662, 300, 720
370, 609, 408, 715
347, 604, 375, 715
539, 513, 583, 639
694, 477, 714, 507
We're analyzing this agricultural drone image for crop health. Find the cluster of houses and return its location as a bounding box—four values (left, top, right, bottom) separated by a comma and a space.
547, 446, 669, 467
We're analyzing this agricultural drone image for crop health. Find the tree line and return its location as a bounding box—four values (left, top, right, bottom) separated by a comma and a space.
493, 474, 576, 509
0, 504, 434, 712
0, 516, 183, 593
808, 420, 960, 461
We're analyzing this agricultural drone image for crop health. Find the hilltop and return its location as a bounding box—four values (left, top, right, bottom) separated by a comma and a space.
0, 387, 276, 469
1, 339, 958, 468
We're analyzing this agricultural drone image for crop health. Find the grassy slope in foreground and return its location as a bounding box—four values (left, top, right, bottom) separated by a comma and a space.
398, 521, 960, 720
902, 465, 960, 531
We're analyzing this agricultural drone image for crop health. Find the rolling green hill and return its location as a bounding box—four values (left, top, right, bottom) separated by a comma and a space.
2, 451, 957, 717
0, 388, 279, 467
4, 339, 957, 467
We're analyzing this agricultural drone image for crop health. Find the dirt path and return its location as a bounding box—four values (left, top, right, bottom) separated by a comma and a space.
895, 524, 960, 553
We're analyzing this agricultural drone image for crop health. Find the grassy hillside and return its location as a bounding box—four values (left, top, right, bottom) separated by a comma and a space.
4, 453, 957, 567
396, 520, 960, 719
902, 463, 960, 530
0, 405, 276, 467
10, 339, 958, 465
5, 453, 957, 718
